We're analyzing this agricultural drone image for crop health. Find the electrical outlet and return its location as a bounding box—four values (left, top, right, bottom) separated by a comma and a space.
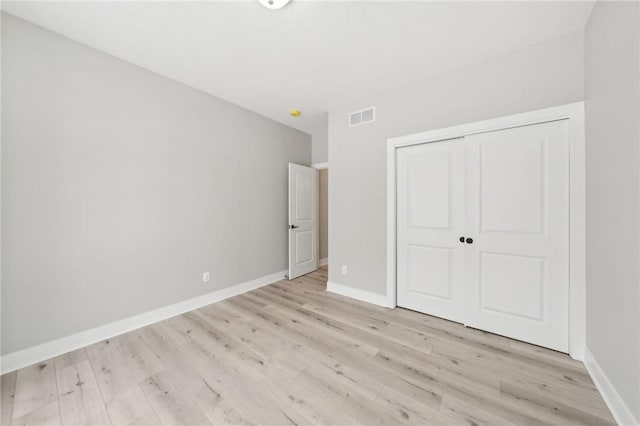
341, 265, 348, 275
203, 272, 210, 282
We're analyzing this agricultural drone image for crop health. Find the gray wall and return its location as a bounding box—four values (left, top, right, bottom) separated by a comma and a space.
319, 169, 328, 261
328, 30, 585, 294
1, 13, 311, 355
312, 112, 328, 164
585, 1, 640, 421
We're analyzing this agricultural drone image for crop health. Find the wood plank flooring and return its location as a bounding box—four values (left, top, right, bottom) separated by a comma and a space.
1, 266, 615, 425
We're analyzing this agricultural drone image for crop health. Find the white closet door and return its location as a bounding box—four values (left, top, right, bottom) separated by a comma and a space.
465, 120, 570, 352
396, 138, 466, 323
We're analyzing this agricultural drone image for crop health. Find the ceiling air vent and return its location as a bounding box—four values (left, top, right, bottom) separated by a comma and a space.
349, 107, 375, 127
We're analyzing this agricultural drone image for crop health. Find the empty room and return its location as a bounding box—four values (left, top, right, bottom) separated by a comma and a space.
1, 1, 639, 425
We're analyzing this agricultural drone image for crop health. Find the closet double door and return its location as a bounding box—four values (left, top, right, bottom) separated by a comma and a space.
396, 120, 569, 352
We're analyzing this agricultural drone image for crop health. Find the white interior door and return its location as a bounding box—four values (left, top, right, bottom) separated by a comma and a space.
465, 120, 569, 352
288, 163, 319, 280
396, 120, 570, 352
396, 138, 466, 323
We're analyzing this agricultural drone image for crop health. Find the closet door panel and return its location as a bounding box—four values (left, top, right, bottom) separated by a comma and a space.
465, 120, 570, 352
396, 139, 466, 323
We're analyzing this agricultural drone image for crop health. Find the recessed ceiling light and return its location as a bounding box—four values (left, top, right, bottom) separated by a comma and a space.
258, 0, 292, 10
289, 109, 301, 117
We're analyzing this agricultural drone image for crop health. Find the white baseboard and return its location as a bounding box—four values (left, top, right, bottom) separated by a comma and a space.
326, 281, 391, 308
584, 347, 639, 426
319, 257, 328, 266
1, 269, 287, 375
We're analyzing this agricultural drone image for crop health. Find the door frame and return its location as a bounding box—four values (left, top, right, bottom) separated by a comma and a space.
386, 102, 585, 360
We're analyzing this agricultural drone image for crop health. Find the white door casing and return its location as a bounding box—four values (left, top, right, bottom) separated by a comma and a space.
395, 119, 570, 353
288, 163, 319, 280
396, 138, 466, 323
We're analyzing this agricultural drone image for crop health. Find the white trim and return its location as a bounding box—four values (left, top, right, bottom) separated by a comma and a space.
386, 102, 586, 360
0, 269, 287, 375
319, 257, 328, 266
584, 347, 639, 426
312, 162, 328, 170
326, 281, 392, 308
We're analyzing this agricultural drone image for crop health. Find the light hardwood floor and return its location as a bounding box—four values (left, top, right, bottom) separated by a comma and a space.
1, 266, 615, 425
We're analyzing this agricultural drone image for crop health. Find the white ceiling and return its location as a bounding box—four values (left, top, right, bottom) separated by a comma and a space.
2, 1, 595, 134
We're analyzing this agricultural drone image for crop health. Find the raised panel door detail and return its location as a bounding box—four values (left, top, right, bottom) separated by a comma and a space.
480, 138, 545, 234
407, 153, 450, 229
295, 171, 312, 221
480, 252, 544, 321
407, 244, 452, 299
295, 231, 313, 264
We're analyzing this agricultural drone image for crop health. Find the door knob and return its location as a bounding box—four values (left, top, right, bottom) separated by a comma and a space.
466, 237, 473, 244
289, 224, 299, 229
459, 237, 465, 243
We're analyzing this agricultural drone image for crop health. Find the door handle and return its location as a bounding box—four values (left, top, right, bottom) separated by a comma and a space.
289, 225, 299, 229
466, 237, 473, 244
